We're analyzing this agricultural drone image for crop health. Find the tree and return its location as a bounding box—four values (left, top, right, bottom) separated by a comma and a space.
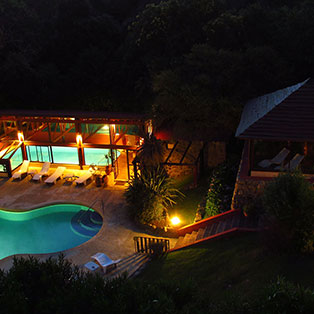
263, 172, 314, 252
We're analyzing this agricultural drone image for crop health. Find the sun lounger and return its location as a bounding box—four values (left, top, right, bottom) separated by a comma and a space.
91, 253, 121, 274
44, 166, 66, 184
12, 160, 30, 180
258, 147, 290, 168
74, 171, 93, 185
275, 153, 304, 171
32, 162, 51, 182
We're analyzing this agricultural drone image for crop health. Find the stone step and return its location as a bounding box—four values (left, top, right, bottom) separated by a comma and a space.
182, 233, 192, 245
196, 228, 205, 240
216, 220, 226, 234
71, 210, 101, 237
106, 253, 151, 280
79, 211, 102, 231
189, 231, 198, 243
90, 211, 102, 225
175, 236, 185, 248
231, 214, 240, 228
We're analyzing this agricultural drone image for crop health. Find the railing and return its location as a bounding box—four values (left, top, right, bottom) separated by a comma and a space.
177, 209, 241, 236
134, 236, 170, 254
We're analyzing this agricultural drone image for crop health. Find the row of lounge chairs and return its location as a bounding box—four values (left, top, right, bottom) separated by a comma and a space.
258, 148, 304, 171
12, 161, 93, 185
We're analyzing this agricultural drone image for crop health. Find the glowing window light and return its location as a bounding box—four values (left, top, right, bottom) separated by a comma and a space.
102, 125, 109, 130
171, 216, 181, 226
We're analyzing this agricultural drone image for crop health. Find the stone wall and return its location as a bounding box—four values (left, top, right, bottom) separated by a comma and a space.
164, 164, 195, 179
231, 177, 266, 210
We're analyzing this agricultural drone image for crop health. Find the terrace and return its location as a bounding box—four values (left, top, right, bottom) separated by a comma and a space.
0, 171, 176, 271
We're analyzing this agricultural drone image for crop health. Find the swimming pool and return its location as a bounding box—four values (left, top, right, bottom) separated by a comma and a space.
0, 204, 102, 260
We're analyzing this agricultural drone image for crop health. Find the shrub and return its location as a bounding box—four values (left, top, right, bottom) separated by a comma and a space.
263, 171, 314, 252
205, 160, 238, 217
125, 167, 182, 226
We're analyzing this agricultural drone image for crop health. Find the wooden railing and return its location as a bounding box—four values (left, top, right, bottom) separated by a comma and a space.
134, 236, 170, 254
177, 209, 241, 236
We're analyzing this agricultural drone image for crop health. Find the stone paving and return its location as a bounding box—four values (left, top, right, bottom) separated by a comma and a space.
0, 169, 176, 271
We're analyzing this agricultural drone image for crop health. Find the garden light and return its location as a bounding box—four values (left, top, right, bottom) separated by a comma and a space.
171, 216, 181, 226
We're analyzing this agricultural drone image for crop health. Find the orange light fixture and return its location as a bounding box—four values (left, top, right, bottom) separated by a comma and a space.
76, 134, 83, 147
171, 216, 181, 226
17, 132, 24, 143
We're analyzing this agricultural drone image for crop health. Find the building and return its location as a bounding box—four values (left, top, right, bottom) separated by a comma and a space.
232, 78, 314, 209
0, 110, 151, 181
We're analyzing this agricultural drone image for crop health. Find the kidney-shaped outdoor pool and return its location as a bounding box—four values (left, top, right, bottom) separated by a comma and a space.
0, 204, 103, 260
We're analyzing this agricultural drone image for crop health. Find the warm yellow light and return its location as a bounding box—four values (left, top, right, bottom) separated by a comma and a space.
17, 132, 24, 143
171, 216, 181, 226
102, 124, 109, 130
76, 134, 83, 147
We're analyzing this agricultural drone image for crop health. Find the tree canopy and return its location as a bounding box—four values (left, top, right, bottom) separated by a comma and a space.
1, 0, 314, 137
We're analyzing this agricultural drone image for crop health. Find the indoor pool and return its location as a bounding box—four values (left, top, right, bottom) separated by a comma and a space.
0, 204, 103, 260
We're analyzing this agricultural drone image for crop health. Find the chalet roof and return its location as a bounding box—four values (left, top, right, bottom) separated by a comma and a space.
235, 78, 314, 141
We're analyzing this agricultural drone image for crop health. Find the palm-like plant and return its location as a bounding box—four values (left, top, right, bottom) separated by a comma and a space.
125, 166, 183, 225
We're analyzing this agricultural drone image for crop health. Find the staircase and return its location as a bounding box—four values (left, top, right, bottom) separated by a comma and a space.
71, 210, 103, 237
171, 210, 259, 251
103, 253, 151, 280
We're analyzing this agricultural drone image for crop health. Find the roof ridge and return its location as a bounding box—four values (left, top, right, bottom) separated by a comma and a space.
235, 78, 310, 137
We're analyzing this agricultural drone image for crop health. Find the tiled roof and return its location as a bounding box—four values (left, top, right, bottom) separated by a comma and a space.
235, 78, 314, 141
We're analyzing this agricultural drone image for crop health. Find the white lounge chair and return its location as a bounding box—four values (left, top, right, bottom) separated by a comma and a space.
74, 170, 93, 185
91, 253, 121, 274
12, 160, 30, 180
44, 166, 66, 184
32, 162, 51, 182
275, 153, 304, 171
258, 147, 290, 168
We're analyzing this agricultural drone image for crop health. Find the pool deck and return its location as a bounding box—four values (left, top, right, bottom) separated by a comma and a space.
0, 169, 177, 271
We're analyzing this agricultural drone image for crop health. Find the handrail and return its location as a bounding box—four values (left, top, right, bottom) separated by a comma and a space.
134, 236, 170, 254
177, 209, 241, 236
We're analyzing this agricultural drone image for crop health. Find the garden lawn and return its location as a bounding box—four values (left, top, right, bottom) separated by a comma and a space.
137, 232, 314, 301
169, 177, 208, 225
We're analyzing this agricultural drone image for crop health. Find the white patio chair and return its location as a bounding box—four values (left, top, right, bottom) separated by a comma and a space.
91, 253, 121, 274
258, 147, 290, 168
44, 166, 66, 184
275, 153, 304, 171
74, 171, 93, 185
32, 162, 51, 182
12, 160, 30, 180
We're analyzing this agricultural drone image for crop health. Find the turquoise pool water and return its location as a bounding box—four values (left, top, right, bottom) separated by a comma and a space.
0, 204, 101, 260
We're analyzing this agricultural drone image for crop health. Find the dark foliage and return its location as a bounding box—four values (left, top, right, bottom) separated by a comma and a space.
1, 256, 314, 313
205, 159, 239, 217
263, 172, 314, 253
1, 0, 314, 138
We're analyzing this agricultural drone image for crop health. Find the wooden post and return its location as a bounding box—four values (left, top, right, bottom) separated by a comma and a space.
248, 140, 254, 175
304, 142, 308, 156
75, 120, 84, 169
16, 120, 27, 160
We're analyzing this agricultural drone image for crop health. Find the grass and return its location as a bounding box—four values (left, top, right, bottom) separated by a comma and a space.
137, 232, 314, 301
169, 175, 209, 225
